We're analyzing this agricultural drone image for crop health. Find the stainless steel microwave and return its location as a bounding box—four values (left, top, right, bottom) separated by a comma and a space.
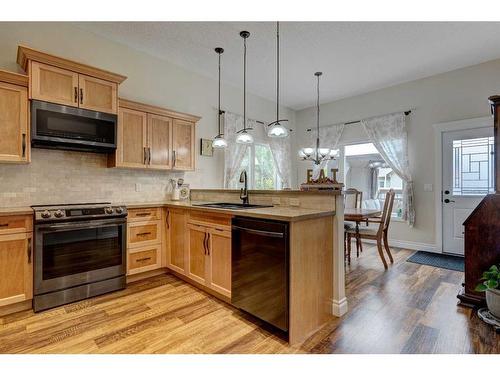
31, 100, 117, 153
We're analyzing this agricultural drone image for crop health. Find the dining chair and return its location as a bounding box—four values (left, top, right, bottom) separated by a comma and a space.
344, 188, 363, 263
346, 189, 395, 269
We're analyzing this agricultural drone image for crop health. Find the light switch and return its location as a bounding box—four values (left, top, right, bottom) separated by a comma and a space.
424, 184, 433, 192
135, 183, 142, 192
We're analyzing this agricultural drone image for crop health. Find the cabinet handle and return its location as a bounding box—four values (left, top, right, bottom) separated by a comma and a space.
206, 232, 210, 255
74, 87, 78, 103
0, 223, 9, 228
144, 147, 147, 165
166, 210, 170, 229
136, 257, 152, 262
27, 238, 32, 264
203, 232, 207, 255
137, 232, 152, 236
173, 150, 176, 167
136, 212, 151, 217
22, 133, 26, 158
79, 88, 83, 104
148, 147, 152, 165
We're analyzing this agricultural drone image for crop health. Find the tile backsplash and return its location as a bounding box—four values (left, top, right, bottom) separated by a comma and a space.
0, 148, 182, 207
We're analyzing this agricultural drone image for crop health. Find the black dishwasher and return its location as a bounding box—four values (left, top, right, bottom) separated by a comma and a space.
231, 216, 289, 332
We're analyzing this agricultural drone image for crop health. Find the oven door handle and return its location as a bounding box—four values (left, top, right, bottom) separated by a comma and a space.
37, 219, 126, 231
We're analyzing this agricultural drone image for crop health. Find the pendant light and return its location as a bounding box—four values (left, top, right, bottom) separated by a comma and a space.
267, 21, 289, 138
299, 72, 339, 164
212, 47, 228, 149
236, 30, 254, 144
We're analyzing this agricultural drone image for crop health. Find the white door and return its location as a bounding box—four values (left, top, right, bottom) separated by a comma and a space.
442, 127, 494, 255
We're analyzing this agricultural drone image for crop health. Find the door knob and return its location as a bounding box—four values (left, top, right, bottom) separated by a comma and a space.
444, 190, 450, 195
444, 198, 455, 203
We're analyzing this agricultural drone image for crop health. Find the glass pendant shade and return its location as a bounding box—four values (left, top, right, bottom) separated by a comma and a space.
318, 148, 330, 157
236, 130, 254, 144
302, 147, 314, 157
329, 149, 339, 157
212, 135, 228, 149
268, 122, 288, 138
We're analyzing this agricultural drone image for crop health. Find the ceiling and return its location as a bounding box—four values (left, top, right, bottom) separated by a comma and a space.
75, 22, 500, 110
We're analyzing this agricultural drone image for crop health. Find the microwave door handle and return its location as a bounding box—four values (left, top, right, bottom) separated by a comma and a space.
232, 226, 285, 238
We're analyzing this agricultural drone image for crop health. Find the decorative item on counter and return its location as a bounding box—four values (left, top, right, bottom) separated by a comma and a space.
300, 168, 342, 191
170, 178, 184, 201
200, 139, 213, 156
179, 184, 190, 200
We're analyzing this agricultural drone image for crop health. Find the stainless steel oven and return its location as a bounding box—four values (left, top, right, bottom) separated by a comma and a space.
31, 100, 117, 153
32, 203, 127, 312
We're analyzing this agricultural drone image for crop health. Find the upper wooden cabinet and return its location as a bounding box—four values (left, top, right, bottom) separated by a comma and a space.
172, 119, 195, 171
17, 45, 126, 115
0, 70, 29, 164
110, 99, 199, 171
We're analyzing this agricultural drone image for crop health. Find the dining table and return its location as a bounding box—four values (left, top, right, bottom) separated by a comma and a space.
344, 208, 382, 259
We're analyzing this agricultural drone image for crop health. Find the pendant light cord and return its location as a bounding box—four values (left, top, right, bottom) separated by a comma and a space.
276, 21, 279, 123
218, 51, 222, 135
243, 35, 247, 131
316, 73, 320, 153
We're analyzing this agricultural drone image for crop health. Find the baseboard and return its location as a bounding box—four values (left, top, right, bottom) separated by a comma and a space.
331, 297, 348, 317
358, 238, 439, 253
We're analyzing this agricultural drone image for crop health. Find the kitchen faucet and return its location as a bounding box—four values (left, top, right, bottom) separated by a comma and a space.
239, 170, 249, 205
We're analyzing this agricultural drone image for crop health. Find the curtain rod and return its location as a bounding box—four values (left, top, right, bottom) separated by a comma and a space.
306, 110, 412, 132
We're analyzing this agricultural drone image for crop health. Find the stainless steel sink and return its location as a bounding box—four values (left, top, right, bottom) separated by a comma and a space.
193, 202, 273, 210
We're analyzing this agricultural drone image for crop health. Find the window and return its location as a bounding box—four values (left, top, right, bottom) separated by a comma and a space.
344, 142, 403, 217
228, 143, 280, 190
452, 136, 494, 196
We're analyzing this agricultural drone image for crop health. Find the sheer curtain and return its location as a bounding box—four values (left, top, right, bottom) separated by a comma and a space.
261, 123, 292, 188
361, 112, 415, 226
304, 123, 345, 180
223, 112, 248, 188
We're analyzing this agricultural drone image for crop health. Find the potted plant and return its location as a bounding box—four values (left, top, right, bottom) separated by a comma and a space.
475, 264, 500, 318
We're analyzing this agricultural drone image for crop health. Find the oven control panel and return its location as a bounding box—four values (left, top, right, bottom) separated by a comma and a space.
34, 205, 128, 222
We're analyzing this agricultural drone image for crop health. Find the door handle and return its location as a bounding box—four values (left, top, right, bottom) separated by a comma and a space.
144, 147, 147, 165
166, 210, 170, 229
148, 147, 152, 165
74, 87, 78, 103
22, 133, 26, 158
206, 232, 210, 255
444, 198, 455, 204
79, 88, 83, 104
27, 238, 32, 264
203, 232, 207, 255
173, 150, 176, 167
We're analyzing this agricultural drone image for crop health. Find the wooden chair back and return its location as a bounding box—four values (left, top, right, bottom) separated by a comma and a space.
378, 189, 395, 234
345, 188, 363, 209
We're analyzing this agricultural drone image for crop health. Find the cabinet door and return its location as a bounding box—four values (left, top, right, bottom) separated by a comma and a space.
148, 114, 172, 170
167, 209, 187, 274
208, 228, 231, 297
78, 74, 117, 114
187, 224, 208, 285
30, 61, 78, 107
172, 119, 195, 171
0, 82, 29, 163
0, 233, 32, 307
116, 108, 148, 168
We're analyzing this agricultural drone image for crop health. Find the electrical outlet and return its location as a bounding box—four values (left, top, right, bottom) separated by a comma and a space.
289, 198, 300, 207
135, 183, 142, 192
272, 197, 281, 205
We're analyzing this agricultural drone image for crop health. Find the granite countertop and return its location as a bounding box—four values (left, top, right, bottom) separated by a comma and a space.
123, 200, 335, 222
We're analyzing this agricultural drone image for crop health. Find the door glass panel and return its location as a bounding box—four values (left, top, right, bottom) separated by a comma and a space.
42, 225, 122, 280
452, 137, 494, 196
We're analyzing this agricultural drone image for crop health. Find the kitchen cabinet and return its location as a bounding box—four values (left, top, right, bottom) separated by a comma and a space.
185, 212, 232, 298
109, 99, 199, 171
30, 62, 118, 114
17, 46, 126, 115
166, 208, 188, 274
172, 119, 195, 171
0, 214, 33, 309
126, 208, 163, 276
0, 70, 29, 164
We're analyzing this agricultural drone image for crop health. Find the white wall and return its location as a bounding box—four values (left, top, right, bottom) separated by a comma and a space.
0, 22, 296, 204
295, 59, 500, 248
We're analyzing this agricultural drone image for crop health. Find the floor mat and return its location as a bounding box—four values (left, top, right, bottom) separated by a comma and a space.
407, 251, 464, 272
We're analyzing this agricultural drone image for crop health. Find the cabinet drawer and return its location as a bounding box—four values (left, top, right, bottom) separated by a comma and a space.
188, 211, 231, 229
128, 221, 161, 247
127, 207, 162, 222
0, 215, 32, 235
128, 245, 161, 275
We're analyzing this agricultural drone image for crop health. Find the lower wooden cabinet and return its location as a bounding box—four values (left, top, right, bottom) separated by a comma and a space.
128, 244, 162, 275
186, 219, 232, 298
0, 215, 33, 308
166, 208, 188, 274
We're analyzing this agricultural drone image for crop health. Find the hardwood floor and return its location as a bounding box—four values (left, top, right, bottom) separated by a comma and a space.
0, 245, 497, 354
